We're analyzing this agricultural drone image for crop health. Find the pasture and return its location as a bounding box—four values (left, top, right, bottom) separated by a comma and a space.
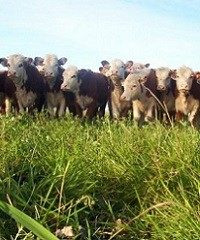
0, 114, 199, 239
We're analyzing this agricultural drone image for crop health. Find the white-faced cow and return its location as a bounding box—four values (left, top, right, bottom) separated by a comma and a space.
155, 67, 176, 122
0, 71, 18, 115
61, 66, 110, 119
0, 54, 45, 114
124, 61, 150, 76
120, 68, 158, 125
171, 66, 200, 127
34, 54, 76, 118
100, 59, 132, 119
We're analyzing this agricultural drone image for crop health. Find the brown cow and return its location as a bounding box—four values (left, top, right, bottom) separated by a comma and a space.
0, 71, 18, 115
61, 66, 110, 119
172, 66, 200, 127
0, 54, 45, 114
155, 67, 176, 122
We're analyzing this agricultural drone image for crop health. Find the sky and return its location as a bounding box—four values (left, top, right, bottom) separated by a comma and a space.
1, 0, 200, 71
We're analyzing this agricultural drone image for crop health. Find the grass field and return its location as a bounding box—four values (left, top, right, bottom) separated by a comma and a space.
0, 114, 199, 239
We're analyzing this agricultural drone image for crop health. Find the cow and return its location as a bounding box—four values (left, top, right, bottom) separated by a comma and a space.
0, 71, 18, 115
171, 66, 200, 127
0, 54, 45, 114
60, 66, 110, 119
120, 68, 158, 125
155, 67, 176, 122
34, 54, 76, 118
124, 61, 150, 76
100, 59, 132, 119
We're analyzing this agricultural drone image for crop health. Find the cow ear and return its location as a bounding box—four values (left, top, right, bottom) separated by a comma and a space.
58, 57, 67, 66
170, 69, 177, 80
101, 60, 109, 66
139, 76, 148, 84
125, 60, 134, 68
34, 57, 44, 66
145, 63, 150, 68
78, 69, 88, 79
0, 58, 8, 67
25, 57, 33, 65
99, 67, 104, 73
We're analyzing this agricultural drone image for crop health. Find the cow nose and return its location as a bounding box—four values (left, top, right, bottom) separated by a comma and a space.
181, 84, 188, 89
111, 70, 118, 75
157, 85, 166, 91
8, 71, 16, 77
61, 83, 67, 90
45, 72, 54, 77
120, 95, 126, 101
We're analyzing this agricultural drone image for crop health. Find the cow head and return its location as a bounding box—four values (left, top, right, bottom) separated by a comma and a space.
125, 61, 150, 75
120, 68, 151, 101
100, 59, 125, 80
171, 66, 194, 94
0, 54, 32, 87
155, 67, 172, 91
61, 65, 79, 93
34, 54, 67, 89
34, 54, 67, 78
192, 71, 200, 84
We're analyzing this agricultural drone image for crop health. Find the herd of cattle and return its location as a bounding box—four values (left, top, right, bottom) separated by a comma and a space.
0, 54, 200, 127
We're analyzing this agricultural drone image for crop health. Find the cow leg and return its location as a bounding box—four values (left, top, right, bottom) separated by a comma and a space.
188, 103, 199, 128
86, 102, 98, 119
75, 103, 83, 118
175, 111, 183, 121
5, 98, 12, 116
133, 104, 142, 125
57, 99, 66, 118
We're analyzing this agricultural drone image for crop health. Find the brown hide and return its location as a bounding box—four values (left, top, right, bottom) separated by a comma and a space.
21, 65, 45, 112
0, 71, 18, 114
77, 69, 110, 119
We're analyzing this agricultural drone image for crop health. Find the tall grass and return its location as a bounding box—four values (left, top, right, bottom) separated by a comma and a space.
0, 114, 199, 239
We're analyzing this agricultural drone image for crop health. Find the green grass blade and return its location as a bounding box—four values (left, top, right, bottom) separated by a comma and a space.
0, 200, 59, 240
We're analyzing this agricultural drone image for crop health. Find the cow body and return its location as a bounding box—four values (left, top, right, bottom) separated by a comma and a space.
61, 66, 110, 119
100, 59, 132, 119
172, 66, 200, 127
155, 67, 176, 121
120, 68, 158, 125
0, 71, 18, 115
34, 54, 75, 118
0, 55, 45, 114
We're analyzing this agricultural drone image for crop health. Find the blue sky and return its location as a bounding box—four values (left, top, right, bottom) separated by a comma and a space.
1, 0, 200, 71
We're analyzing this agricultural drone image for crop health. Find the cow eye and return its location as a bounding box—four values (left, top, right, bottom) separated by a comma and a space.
7, 63, 10, 67
71, 75, 76, 78
18, 63, 23, 67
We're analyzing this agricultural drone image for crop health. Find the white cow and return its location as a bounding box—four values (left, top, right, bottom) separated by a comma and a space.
34, 54, 68, 117
120, 68, 157, 125
171, 66, 200, 127
100, 59, 132, 119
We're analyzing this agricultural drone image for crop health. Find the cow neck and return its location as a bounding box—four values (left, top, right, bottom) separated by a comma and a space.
137, 83, 145, 101
15, 68, 28, 90
45, 77, 58, 93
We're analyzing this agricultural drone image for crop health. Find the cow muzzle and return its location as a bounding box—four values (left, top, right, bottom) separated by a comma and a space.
157, 85, 166, 91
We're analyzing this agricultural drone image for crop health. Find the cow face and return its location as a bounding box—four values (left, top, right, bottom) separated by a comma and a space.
125, 61, 150, 74
0, 54, 32, 87
155, 67, 171, 91
172, 66, 193, 93
120, 69, 150, 101
34, 54, 67, 79
101, 59, 125, 80
61, 65, 79, 93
